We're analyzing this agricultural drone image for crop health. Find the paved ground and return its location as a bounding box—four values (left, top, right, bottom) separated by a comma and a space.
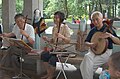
0, 44, 120, 79
0, 66, 82, 79
0, 53, 83, 79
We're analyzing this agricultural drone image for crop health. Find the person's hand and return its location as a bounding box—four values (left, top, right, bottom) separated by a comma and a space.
0, 33, 2, 36
89, 42, 98, 52
89, 42, 98, 48
42, 36, 49, 42
56, 33, 65, 39
20, 29, 28, 37
99, 32, 112, 39
1, 33, 8, 37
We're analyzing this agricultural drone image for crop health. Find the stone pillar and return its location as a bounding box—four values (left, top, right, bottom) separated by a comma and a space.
2, 0, 16, 32
39, 0, 43, 17
23, 0, 44, 75
23, 0, 43, 24
23, 0, 44, 49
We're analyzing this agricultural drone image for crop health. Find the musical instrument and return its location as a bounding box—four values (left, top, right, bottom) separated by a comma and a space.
90, 19, 113, 55
90, 32, 108, 55
21, 15, 33, 47
34, 21, 47, 34
21, 15, 28, 40
33, 17, 47, 37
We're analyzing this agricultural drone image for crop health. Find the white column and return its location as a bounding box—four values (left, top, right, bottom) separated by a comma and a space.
23, 0, 43, 23
39, 0, 43, 17
2, 0, 16, 32
23, 0, 44, 75
23, 0, 44, 49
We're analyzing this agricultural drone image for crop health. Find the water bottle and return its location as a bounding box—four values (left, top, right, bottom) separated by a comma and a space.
99, 70, 110, 79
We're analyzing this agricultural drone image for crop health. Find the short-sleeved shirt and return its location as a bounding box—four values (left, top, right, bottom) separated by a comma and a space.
85, 24, 118, 49
12, 23, 35, 44
52, 23, 71, 44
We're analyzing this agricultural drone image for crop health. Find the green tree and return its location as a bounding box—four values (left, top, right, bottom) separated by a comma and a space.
44, 0, 89, 19
16, 0, 24, 13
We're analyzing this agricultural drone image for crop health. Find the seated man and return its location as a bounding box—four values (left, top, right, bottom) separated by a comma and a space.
0, 14, 35, 69
80, 11, 120, 79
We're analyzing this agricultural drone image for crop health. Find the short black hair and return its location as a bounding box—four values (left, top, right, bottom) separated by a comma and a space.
54, 11, 65, 23
14, 13, 24, 20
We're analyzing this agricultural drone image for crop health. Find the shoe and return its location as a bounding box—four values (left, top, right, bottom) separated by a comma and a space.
41, 75, 48, 79
69, 54, 77, 58
12, 75, 21, 79
1, 46, 8, 50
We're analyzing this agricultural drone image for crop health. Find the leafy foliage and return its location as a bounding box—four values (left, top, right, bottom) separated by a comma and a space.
16, 0, 24, 13
44, 0, 89, 19
2, 0, 119, 19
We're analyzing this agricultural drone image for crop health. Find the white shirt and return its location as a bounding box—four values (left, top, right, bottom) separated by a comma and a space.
12, 23, 35, 43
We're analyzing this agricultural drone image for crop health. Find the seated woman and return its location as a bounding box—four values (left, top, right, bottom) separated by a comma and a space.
41, 11, 71, 79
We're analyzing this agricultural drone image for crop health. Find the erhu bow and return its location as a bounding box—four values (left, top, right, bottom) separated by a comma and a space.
54, 20, 61, 51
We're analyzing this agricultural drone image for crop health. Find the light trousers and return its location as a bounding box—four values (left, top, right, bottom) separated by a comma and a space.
80, 49, 112, 79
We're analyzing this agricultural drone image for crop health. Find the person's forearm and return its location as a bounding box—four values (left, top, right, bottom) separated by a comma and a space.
27, 36, 35, 45
3, 32, 15, 38
110, 35, 120, 45
25, 34, 34, 45
85, 42, 93, 47
62, 37, 70, 43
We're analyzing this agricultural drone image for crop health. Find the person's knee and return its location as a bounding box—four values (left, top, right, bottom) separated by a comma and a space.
84, 53, 92, 60
49, 56, 58, 67
41, 51, 50, 62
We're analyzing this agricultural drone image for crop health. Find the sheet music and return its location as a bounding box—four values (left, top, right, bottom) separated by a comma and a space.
1, 36, 32, 51
2, 37, 14, 47
8, 38, 33, 50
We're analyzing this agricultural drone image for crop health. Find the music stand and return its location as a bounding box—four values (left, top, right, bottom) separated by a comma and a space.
7, 38, 32, 79
0, 37, 18, 67
46, 42, 77, 79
